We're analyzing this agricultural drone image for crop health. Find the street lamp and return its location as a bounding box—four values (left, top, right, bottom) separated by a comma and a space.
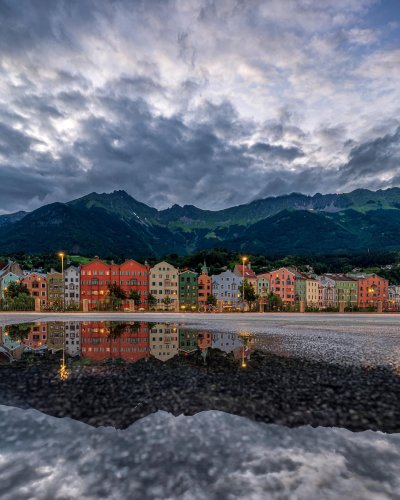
58, 252, 65, 311
242, 256, 247, 312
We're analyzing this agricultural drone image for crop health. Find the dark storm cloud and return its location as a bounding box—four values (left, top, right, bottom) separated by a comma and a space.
249, 142, 304, 161
0, 0, 399, 213
0, 123, 37, 155
340, 127, 400, 182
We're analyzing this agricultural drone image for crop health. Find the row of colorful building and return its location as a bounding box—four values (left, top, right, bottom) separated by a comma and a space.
0, 258, 399, 311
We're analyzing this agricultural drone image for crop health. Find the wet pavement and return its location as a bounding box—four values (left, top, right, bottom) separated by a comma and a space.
1, 319, 400, 432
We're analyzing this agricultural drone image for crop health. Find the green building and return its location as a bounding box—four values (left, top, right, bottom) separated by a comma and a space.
0, 272, 20, 299
178, 270, 198, 311
325, 274, 358, 306
179, 328, 198, 354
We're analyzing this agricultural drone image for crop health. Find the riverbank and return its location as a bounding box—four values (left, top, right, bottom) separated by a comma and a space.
1, 310, 400, 327
1, 349, 399, 433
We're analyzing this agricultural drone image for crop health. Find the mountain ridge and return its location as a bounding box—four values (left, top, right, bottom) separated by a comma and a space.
1, 187, 400, 257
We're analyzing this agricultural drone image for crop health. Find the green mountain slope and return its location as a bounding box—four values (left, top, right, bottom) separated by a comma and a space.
1, 188, 400, 257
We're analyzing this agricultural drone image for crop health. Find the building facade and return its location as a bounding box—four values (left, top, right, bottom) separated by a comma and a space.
178, 270, 198, 310
198, 262, 212, 311
269, 267, 296, 305
211, 270, 242, 309
47, 270, 64, 308
317, 275, 336, 308
256, 273, 270, 298
388, 285, 400, 311
22, 272, 47, 307
324, 274, 358, 307
64, 266, 80, 307
0, 272, 21, 299
149, 261, 179, 311
349, 273, 389, 309
80, 258, 150, 310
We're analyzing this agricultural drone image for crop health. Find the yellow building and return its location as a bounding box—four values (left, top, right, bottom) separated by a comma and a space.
305, 278, 319, 307
149, 262, 179, 311
150, 323, 179, 361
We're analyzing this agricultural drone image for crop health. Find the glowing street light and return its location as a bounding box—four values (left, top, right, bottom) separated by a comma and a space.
242, 256, 247, 313
58, 252, 65, 310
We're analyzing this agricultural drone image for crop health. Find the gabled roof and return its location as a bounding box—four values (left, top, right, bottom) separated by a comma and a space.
234, 264, 257, 279
323, 273, 357, 282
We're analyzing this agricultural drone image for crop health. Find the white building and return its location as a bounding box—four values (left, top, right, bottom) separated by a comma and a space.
64, 266, 80, 307
316, 275, 336, 308
65, 321, 81, 357
211, 270, 242, 309
150, 261, 179, 311
212, 332, 243, 353
388, 285, 400, 310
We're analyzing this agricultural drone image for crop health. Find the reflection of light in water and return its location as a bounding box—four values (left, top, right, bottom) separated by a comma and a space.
239, 331, 253, 368
58, 361, 70, 381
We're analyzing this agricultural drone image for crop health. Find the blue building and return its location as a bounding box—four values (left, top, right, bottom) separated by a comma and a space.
211, 270, 242, 309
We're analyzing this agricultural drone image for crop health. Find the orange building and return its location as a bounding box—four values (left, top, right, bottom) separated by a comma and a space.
80, 257, 150, 310
22, 272, 47, 307
80, 321, 150, 362
24, 323, 48, 349
350, 273, 389, 309
268, 267, 296, 305
198, 262, 212, 311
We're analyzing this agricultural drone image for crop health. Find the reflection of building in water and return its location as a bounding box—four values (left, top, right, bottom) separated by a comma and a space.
211, 332, 243, 353
81, 321, 150, 362
65, 322, 81, 356
25, 323, 48, 349
150, 324, 178, 361
179, 329, 199, 354
48, 322, 65, 352
197, 331, 212, 351
1, 325, 22, 350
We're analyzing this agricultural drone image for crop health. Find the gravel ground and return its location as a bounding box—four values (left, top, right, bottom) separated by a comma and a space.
1, 349, 399, 433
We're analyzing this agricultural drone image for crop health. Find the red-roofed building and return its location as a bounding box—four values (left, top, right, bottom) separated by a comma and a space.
80, 257, 150, 310
233, 263, 258, 292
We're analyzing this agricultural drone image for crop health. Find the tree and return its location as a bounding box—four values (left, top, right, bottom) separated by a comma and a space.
107, 321, 127, 338
206, 294, 217, 308
148, 293, 157, 310
129, 290, 141, 305
4, 281, 29, 300
6, 323, 34, 342
239, 280, 257, 310
108, 284, 126, 300
162, 296, 172, 311
266, 291, 282, 311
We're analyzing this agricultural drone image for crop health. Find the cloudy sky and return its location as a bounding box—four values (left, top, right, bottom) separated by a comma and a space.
1, 0, 400, 214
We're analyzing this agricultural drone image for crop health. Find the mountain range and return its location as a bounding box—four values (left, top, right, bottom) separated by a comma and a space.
1, 187, 400, 258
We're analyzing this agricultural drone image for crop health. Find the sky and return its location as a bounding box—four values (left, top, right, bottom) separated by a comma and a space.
1, 0, 400, 214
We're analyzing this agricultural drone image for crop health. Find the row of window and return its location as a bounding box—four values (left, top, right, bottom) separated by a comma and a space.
81, 280, 148, 286
82, 270, 148, 276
